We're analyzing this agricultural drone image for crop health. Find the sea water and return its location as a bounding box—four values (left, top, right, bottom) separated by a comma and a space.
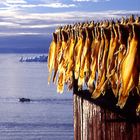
0, 54, 73, 140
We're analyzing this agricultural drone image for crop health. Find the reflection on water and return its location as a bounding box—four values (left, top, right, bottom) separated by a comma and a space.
0, 54, 73, 140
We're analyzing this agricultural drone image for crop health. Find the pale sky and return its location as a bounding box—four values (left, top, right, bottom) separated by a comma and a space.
0, 0, 139, 36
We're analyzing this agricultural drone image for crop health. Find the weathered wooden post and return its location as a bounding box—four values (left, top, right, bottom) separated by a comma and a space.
73, 80, 140, 140
47, 15, 140, 140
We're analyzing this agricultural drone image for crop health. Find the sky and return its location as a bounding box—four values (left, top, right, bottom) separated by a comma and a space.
0, 0, 139, 53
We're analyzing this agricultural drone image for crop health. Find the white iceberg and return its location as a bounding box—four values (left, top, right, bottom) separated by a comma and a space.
19, 55, 48, 62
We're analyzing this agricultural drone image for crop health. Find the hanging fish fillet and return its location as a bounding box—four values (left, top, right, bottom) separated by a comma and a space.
83, 28, 93, 82
88, 27, 101, 92
78, 28, 92, 89
57, 30, 69, 93
115, 24, 130, 94
65, 30, 76, 84
74, 30, 86, 80
117, 24, 140, 108
106, 24, 120, 97
92, 27, 110, 98
48, 33, 57, 84
52, 31, 62, 83
107, 25, 117, 76
57, 60, 66, 93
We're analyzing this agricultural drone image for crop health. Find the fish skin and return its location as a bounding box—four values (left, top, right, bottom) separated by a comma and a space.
92, 27, 110, 99
117, 24, 140, 108
48, 33, 57, 84
51, 29, 64, 84
57, 59, 66, 93
88, 27, 101, 92
57, 30, 69, 93
74, 30, 85, 80
65, 32, 77, 84
78, 40, 88, 89
78, 28, 92, 89
115, 24, 130, 96
106, 25, 120, 97
52, 39, 62, 83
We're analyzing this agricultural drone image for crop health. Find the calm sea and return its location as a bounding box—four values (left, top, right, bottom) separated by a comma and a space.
0, 54, 73, 140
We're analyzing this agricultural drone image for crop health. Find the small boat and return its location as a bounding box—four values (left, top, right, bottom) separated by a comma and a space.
19, 98, 31, 102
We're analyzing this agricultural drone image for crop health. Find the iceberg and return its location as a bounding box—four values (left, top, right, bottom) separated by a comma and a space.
19, 55, 48, 62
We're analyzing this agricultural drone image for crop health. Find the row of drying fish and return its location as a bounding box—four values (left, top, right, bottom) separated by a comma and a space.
48, 15, 140, 110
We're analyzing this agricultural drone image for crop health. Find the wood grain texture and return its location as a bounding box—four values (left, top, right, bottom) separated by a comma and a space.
73, 82, 140, 140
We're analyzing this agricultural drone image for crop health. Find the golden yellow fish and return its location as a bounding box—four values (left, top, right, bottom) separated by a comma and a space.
48, 32, 57, 84
88, 27, 101, 92
92, 27, 110, 98
117, 24, 140, 108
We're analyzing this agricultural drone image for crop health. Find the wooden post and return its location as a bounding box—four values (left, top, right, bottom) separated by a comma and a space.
73, 81, 140, 140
